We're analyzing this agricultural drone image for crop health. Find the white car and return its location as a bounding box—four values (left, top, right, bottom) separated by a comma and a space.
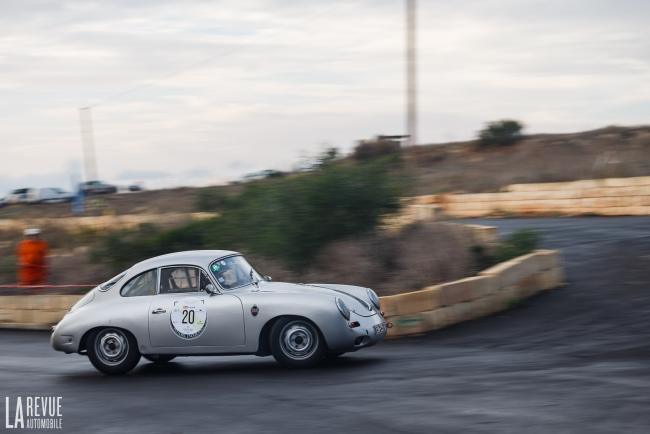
4, 188, 30, 204
27, 188, 73, 204
5, 187, 73, 204
51, 250, 389, 374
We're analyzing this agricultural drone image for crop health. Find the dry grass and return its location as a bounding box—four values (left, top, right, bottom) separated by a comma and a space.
404, 125, 650, 194
254, 222, 480, 296
0, 222, 483, 295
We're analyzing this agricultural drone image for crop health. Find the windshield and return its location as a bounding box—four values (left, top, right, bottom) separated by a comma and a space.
209, 256, 261, 290
100, 272, 126, 291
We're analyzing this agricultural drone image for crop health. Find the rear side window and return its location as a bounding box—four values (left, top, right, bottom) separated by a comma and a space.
159, 266, 202, 294
120, 269, 158, 297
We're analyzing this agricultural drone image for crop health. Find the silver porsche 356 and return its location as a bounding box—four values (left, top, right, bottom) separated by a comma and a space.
51, 250, 389, 374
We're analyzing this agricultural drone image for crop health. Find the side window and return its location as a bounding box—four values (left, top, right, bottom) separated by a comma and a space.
160, 267, 203, 294
120, 269, 158, 297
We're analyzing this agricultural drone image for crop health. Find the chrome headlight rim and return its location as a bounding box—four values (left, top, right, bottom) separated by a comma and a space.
366, 288, 380, 310
335, 297, 351, 320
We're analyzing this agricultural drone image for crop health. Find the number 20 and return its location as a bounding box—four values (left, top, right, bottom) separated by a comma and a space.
182, 309, 195, 324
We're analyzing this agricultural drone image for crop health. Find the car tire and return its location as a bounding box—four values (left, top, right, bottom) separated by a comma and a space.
270, 318, 326, 368
143, 354, 176, 363
87, 328, 141, 375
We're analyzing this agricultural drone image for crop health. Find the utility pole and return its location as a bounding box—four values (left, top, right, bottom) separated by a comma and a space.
406, 0, 417, 147
79, 107, 98, 182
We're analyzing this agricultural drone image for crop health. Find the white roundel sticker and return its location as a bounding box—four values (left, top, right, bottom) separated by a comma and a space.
170, 298, 207, 339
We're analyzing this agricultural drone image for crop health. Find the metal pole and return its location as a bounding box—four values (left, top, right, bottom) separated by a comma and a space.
406, 0, 417, 147
79, 107, 98, 182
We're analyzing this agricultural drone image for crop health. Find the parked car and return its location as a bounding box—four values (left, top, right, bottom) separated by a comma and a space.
79, 180, 118, 195
27, 188, 74, 204
4, 188, 31, 204
51, 250, 389, 374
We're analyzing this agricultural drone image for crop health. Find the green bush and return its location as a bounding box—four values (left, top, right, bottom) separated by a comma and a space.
471, 229, 540, 271
94, 160, 403, 271
353, 138, 401, 161
194, 187, 231, 212
493, 229, 540, 263
478, 120, 524, 147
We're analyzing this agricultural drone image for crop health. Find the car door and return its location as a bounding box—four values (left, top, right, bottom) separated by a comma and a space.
148, 265, 246, 349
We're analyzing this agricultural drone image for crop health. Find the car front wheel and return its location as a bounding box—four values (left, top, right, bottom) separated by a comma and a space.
87, 328, 140, 375
270, 318, 326, 368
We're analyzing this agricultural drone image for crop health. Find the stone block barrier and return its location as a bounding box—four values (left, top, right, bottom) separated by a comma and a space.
410, 176, 650, 217
382, 249, 563, 338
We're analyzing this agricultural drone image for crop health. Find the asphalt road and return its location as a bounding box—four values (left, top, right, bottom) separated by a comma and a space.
2, 217, 650, 433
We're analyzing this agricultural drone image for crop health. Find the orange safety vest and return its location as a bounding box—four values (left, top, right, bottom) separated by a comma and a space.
16, 239, 48, 285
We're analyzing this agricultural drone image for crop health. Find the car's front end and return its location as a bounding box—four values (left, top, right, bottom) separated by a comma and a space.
322, 287, 389, 352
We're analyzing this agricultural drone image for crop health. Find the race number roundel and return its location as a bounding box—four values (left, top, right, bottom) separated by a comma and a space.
170, 298, 207, 339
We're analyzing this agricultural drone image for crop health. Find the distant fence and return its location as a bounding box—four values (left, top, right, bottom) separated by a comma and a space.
411, 176, 650, 217
0, 212, 217, 232
0, 285, 96, 296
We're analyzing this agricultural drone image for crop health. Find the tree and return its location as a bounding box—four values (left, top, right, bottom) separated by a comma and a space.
478, 120, 524, 147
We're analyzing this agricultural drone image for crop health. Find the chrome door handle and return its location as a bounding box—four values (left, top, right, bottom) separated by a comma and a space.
151, 308, 166, 314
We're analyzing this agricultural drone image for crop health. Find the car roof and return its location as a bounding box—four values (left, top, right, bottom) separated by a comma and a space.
128, 250, 240, 274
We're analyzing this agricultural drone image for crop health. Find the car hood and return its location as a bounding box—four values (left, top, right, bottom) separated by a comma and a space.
256, 281, 376, 317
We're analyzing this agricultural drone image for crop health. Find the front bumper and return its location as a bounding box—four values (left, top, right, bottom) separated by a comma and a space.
330, 312, 388, 352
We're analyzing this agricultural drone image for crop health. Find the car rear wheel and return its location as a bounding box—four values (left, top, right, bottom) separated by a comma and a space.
87, 328, 140, 375
143, 354, 176, 363
270, 318, 326, 368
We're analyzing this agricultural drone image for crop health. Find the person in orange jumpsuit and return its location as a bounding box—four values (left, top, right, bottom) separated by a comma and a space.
17, 228, 48, 285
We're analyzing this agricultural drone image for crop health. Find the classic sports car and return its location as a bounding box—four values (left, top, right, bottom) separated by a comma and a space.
51, 250, 389, 374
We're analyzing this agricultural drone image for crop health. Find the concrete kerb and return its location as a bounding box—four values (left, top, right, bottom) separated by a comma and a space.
384, 250, 564, 338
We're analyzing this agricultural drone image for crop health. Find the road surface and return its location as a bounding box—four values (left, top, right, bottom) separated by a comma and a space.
1, 217, 649, 433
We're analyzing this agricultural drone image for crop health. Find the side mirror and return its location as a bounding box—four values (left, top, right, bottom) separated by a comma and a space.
264, 275, 272, 282
205, 284, 218, 295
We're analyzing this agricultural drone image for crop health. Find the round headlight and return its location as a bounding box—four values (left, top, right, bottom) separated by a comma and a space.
335, 297, 351, 320
366, 289, 380, 310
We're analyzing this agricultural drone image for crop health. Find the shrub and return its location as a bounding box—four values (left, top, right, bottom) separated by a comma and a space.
93, 160, 403, 271
353, 138, 401, 161
194, 187, 231, 212
493, 229, 540, 263
470, 229, 539, 271
478, 120, 524, 147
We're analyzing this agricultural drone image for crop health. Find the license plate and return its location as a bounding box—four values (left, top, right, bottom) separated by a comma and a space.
373, 323, 386, 335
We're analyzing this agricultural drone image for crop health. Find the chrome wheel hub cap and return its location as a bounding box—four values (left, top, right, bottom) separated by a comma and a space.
96, 330, 128, 365
280, 322, 318, 360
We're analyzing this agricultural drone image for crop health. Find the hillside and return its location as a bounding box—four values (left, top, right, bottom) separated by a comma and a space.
404, 125, 650, 195
1, 125, 649, 219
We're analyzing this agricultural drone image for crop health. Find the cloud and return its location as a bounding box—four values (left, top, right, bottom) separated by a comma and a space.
0, 0, 648, 190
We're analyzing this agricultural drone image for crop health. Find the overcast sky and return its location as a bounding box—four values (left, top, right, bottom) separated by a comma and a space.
1, 0, 649, 191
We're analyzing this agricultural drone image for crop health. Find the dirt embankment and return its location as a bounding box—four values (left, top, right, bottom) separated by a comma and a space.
2, 125, 649, 219
404, 125, 650, 195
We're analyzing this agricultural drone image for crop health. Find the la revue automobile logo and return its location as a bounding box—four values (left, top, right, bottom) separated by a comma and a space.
4, 396, 63, 430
